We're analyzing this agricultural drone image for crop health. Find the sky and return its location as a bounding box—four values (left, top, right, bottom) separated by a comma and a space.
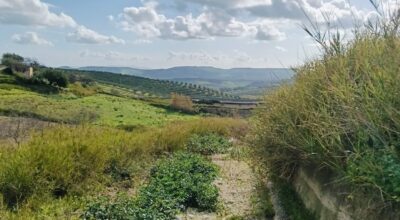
0, 0, 397, 69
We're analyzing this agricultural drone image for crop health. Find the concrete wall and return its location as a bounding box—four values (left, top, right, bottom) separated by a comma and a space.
293, 165, 400, 220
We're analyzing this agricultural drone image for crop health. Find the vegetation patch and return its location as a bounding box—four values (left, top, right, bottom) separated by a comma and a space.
253, 7, 400, 209
0, 118, 244, 217
82, 152, 219, 219
186, 133, 232, 155
274, 179, 316, 220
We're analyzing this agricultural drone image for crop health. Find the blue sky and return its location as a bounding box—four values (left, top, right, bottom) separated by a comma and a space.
0, 0, 394, 68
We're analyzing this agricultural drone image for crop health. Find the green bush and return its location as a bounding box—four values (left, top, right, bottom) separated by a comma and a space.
36, 69, 69, 88
253, 9, 400, 204
186, 133, 232, 155
347, 149, 400, 202
82, 153, 219, 219
82, 195, 136, 220
0, 126, 111, 208
135, 152, 219, 219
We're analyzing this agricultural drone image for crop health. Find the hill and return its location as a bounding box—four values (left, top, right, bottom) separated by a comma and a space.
63, 69, 240, 100
68, 66, 295, 98
0, 70, 196, 127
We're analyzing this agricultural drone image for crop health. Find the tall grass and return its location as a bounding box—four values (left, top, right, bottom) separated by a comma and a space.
253, 4, 400, 206
0, 117, 247, 211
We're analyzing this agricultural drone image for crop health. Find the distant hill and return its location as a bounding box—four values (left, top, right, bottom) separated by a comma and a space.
61, 69, 239, 100
70, 66, 295, 98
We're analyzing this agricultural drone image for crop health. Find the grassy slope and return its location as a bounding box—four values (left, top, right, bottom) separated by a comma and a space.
253, 14, 400, 218
0, 69, 249, 218
65, 69, 237, 100
0, 71, 196, 127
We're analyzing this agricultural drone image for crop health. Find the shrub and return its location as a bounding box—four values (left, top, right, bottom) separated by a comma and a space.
134, 152, 218, 219
1, 53, 27, 73
82, 153, 219, 219
253, 5, 400, 205
0, 118, 243, 210
69, 82, 97, 97
36, 69, 69, 88
186, 133, 232, 155
0, 126, 112, 208
82, 195, 136, 220
170, 93, 195, 113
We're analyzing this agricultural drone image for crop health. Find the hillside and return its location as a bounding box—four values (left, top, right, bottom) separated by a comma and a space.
0, 70, 196, 127
69, 66, 295, 98
0, 64, 265, 219
62, 68, 239, 100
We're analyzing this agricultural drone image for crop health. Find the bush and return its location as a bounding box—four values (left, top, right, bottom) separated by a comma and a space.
253, 6, 400, 205
82, 195, 136, 220
186, 133, 232, 155
134, 152, 218, 219
82, 153, 219, 219
0, 126, 110, 208
36, 69, 69, 88
0, 118, 243, 210
1, 53, 28, 73
170, 93, 195, 113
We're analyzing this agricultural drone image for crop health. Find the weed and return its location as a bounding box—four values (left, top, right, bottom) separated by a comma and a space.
82, 152, 219, 219
186, 133, 232, 155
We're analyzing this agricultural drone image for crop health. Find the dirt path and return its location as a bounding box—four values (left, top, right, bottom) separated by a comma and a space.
212, 154, 255, 217
178, 154, 261, 220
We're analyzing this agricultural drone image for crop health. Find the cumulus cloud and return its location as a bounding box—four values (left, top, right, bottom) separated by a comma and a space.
119, 3, 285, 41
12, 32, 53, 46
67, 26, 125, 44
167, 50, 267, 65
161, 0, 374, 25
0, 0, 76, 27
0, 0, 127, 45
130, 0, 389, 42
79, 50, 149, 61
275, 46, 287, 52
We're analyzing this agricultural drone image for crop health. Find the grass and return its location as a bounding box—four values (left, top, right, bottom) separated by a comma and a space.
253, 5, 400, 214
83, 152, 219, 219
0, 87, 196, 127
0, 118, 247, 218
274, 179, 316, 220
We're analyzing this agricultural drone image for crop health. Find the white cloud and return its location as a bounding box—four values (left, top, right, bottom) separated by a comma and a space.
79, 50, 149, 62
254, 21, 286, 41
275, 46, 287, 52
119, 4, 285, 41
67, 26, 125, 44
0, 0, 127, 45
12, 32, 53, 46
167, 50, 267, 66
119, 0, 380, 42
0, 0, 76, 27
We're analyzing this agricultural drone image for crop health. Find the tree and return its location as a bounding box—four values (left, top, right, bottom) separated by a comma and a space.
38, 69, 69, 88
1, 53, 27, 73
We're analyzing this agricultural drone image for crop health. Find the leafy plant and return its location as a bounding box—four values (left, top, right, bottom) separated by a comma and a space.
82, 152, 219, 220
82, 195, 136, 220
186, 133, 232, 155
134, 152, 219, 219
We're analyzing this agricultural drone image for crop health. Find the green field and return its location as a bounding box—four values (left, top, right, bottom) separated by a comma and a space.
0, 87, 196, 127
